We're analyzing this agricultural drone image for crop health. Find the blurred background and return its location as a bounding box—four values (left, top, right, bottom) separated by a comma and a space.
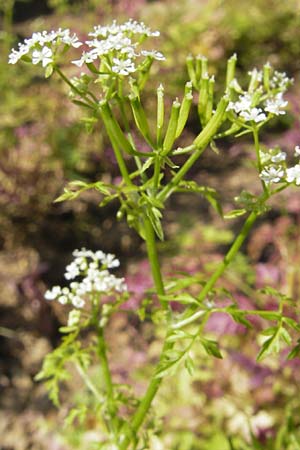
1, 0, 300, 448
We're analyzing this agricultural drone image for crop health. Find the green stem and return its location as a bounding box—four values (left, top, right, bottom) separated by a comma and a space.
119, 214, 168, 449
119, 340, 171, 450
118, 98, 228, 449
75, 362, 103, 404
55, 67, 95, 108
157, 97, 228, 202
99, 103, 134, 188
253, 126, 268, 194
143, 215, 165, 297
97, 325, 119, 436
173, 210, 259, 329
153, 154, 162, 191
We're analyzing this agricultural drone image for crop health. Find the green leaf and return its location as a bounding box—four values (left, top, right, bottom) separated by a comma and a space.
184, 353, 195, 376
175, 181, 223, 216
227, 306, 253, 328
280, 327, 292, 345
257, 331, 280, 361
283, 317, 300, 331
140, 158, 154, 174
94, 182, 112, 196
258, 311, 280, 321
35, 333, 91, 406
287, 342, 300, 360
145, 206, 164, 241
45, 64, 54, 78
54, 189, 77, 203
260, 326, 278, 336
224, 209, 247, 219
159, 292, 199, 306
166, 330, 193, 343
259, 286, 292, 303
140, 193, 164, 210
200, 338, 223, 359
64, 405, 88, 427
164, 274, 205, 293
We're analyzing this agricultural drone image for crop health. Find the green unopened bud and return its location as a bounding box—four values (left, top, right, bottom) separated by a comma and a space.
205, 76, 215, 123
176, 82, 193, 139
252, 88, 263, 106
157, 84, 165, 145
186, 55, 197, 88
195, 55, 203, 81
130, 95, 152, 145
162, 99, 181, 155
198, 73, 209, 126
263, 62, 271, 92
99, 101, 135, 156
229, 78, 243, 94
199, 55, 208, 76
116, 208, 124, 220
226, 53, 237, 89
248, 68, 262, 93
194, 97, 228, 148
137, 56, 154, 90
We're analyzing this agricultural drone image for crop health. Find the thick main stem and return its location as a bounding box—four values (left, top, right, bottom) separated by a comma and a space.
143, 215, 165, 296
119, 99, 228, 449
119, 216, 169, 449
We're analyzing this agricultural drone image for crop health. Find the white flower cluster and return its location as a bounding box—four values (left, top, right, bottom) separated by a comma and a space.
44, 248, 127, 309
227, 67, 292, 124
8, 20, 164, 78
259, 146, 300, 185
227, 92, 288, 124
72, 19, 165, 75
8, 28, 82, 67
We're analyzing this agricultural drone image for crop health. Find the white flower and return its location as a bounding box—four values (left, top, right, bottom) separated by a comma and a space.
72, 51, 98, 67
111, 57, 136, 76
45, 249, 127, 308
120, 45, 138, 57
107, 34, 132, 51
270, 70, 293, 91
58, 295, 68, 305
265, 93, 288, 115
270, 150, 286, 163
121, 19, 160, 37
286, 164, 300, 185
240, 107, 266, 123
68, 309, 81, 326
32, 46, 53, 67
101, 253, 120, 268
250, 411, 274, 435
259, 150, 271, 165
65, 261, 80, 280
294, 145, 300, 157
141, 50, 165, 60
9, 28, 81, 68
227, 93, 252, 114
60, 31, 82, 48
8, 44, 30, 64
71, 296, 85, 308
260, 166, 284, 184
44, 286, 61, 300
89, 25, 110, 38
